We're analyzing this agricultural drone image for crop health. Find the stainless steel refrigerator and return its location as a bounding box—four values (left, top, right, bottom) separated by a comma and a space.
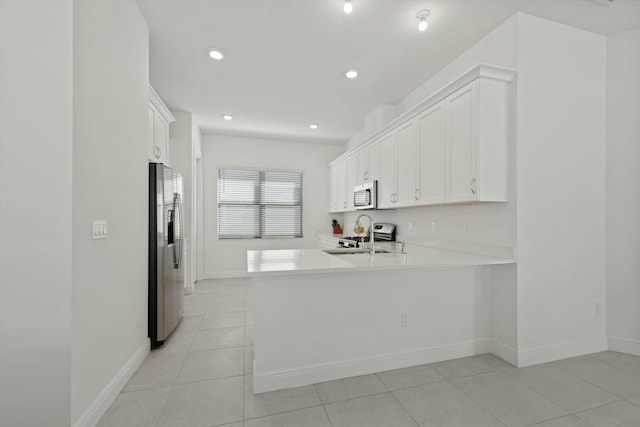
149, 163, 184, 348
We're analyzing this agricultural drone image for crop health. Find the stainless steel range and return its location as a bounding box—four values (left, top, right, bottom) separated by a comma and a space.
338, 223, 396, 248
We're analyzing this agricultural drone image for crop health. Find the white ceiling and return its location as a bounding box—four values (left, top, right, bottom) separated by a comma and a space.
136, 0, 640, 145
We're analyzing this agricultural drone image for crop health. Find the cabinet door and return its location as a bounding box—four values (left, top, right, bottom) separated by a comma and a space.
336, 161, 348, 212
357, 149, 369, 184
328, 165, 339, 212
395, 120, 417, 207
377, 133, 397, 209
446, 81, 478, 202
346, 155, 358, 211
368, 143, 380, 182
416, 102, 446, 205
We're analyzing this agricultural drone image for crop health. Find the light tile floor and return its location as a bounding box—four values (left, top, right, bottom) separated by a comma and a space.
99, 278, 640, 427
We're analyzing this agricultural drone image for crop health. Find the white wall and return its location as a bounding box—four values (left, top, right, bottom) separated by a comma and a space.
71, 1, 149, 424
169, 111, 195, 293
202, 134, 343, 277
0, 1, 73, 425
606, 27, 640, 354
515, 14, 607, 363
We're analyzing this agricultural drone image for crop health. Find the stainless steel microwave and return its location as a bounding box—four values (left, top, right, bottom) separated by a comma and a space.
354, 181, 377, 210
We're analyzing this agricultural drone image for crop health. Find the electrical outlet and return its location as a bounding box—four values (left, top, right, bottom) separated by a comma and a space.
408, 221, 413, 231
400, 313, 408, 327
431, 222, 437, 232
595, 300, 602, 316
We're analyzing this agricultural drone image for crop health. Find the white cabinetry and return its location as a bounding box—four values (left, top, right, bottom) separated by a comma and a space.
329, 154, 359, 213
357, 148, 369, 184
445, 79, 509, 203
377, 132, 397, 209
368, 143, 380, 183
148, 86, 175, 164
416, 102, 446, 205
376, 121, 417, 209
329, 165, 339, 212
336, 161, 348, 212
395, 120, 417, 207
346, 155, 358, 211
356, 143, 380, 185
328, 65, 514, 212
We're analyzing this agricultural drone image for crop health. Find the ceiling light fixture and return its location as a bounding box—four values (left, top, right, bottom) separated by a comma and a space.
208, 49, 225, 60
310, 123, 319, 129
222, 114, 233, 120
416, 9, 430, 32
345, 69, 358, 79
344, 0, 353, 14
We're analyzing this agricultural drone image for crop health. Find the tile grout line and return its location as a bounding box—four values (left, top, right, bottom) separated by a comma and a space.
448, 373, 510, 427
550, 356, 634, 400
387, 387, 421, 427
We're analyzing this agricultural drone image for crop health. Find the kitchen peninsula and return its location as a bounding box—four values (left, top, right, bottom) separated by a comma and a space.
247, 243, 516, 393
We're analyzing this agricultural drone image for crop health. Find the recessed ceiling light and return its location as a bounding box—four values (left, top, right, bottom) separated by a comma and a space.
344, 0, 353, 14
345, 69, 358, 79
222, 114, 233, 120
310, 123, 319, 129
208, 49, 225, 60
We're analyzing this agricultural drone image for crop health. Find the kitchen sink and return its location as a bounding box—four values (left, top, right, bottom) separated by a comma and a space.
323, 248, 392, 255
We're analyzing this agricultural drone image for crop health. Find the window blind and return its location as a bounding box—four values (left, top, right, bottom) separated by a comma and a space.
217, 169, 303, 238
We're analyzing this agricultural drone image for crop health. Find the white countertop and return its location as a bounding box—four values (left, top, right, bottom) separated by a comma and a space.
247, 242, 515, 276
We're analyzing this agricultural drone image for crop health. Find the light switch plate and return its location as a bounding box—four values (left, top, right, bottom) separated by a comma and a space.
93, 220, 108, 239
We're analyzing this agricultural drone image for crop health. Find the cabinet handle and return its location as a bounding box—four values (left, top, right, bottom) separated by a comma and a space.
470, 178, 476, 195
415, 188, 420, 200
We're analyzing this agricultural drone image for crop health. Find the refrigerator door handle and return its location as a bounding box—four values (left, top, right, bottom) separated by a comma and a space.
178, 193, 184, 268
172, 194, 179, 268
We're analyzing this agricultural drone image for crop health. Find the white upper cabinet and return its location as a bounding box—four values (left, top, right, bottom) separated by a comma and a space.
377, 132, 397, 209
328, 64, 514, 212
346, 155, 358, 211
445, 78, 509, 203
357, 148, 369, 184
416, 101, 446, 205
446, 82, 477, 202
336, 160, 348, 212
368, 143, 380, 183
148, 86, 175, 165
395, 120, 417, 207
329, 164, 339, 213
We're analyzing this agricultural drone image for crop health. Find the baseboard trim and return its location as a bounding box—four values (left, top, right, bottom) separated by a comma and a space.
72, 339, 150, 427
203, 271, 249, 279
608, 337, 640, 356
184, 282, 195, 296
489, 340, 518, 366
254, 340, 493, 393
517, 336, 607, 367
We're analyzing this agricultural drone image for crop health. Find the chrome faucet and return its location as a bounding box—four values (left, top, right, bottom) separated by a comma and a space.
354, 214, 375, 255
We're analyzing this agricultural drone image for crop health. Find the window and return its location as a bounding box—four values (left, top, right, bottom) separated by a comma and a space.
217, 168, 303, 238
